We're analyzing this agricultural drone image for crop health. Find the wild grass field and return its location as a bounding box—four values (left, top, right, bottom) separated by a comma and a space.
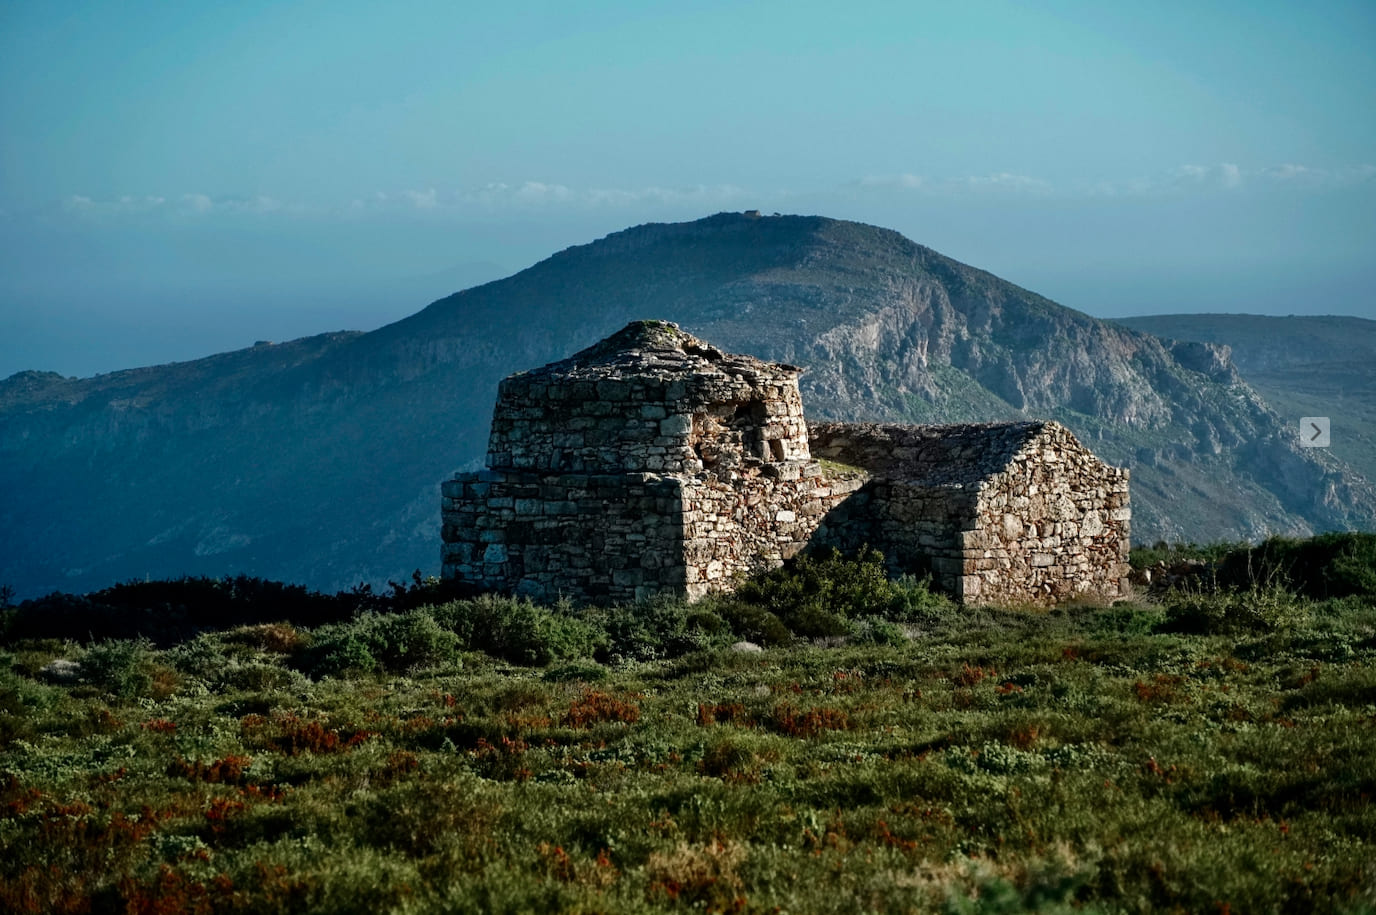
1, 538, 1374, 914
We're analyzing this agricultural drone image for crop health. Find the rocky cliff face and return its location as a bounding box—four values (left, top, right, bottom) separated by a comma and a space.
1117, 313, 1376, 493
2, 213, 1372, 598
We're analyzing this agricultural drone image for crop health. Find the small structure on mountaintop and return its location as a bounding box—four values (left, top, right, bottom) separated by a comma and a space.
441, 320, 1130, 606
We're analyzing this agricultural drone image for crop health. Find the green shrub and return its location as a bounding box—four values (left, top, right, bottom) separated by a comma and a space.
542, 661, 608, 683
734, 547, 951, 638
80, 638, 156, 697
850, 616, 907, 646
430, 595, 601, 666
708, 598, 795, 647
1161, 585, 1311, 635
587, 595, 727, 662
699, 735, 759, 779
3, 575, 355, 647
307, 609, 461, 676
214, 661, 308, 692
1088, 603, 1164, 636
1130, 540, 1245, 569
1217, 532, 1376, 599
888, 574, 958, 622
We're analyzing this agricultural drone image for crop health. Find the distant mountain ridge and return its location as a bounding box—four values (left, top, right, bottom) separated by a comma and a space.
3, 213, 1373, 599
1117, 313, 1376, 492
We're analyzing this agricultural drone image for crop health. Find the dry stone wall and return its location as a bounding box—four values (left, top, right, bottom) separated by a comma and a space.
809, 421, 1130, 605
966, 424, 1130, 604
679, 461, 866, 600
441, 470, 688, 602
808, 478, 975, 591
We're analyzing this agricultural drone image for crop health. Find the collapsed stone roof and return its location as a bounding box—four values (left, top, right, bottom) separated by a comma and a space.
809, 420, 1057, 487
498, 320, 801, 408
487, 320, 810, 474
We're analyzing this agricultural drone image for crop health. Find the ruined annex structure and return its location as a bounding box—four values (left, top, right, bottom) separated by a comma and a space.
808, 422, 1130, 604
441, 321, 1130, 606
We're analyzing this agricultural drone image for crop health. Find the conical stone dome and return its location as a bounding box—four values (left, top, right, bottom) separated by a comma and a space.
487, 320, 810, 474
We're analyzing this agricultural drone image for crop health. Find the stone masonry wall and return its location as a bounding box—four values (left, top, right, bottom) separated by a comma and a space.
679, 461, 868, 600
441, 470, 688, 603
440, 462, 867, 603
442, 322, 858, 603
808, 479, 976, 593
809, 421, 1130, 606
965, 424, 1130, 605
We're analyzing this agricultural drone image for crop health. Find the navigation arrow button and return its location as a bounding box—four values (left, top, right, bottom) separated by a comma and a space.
1300, 417, 1330, 448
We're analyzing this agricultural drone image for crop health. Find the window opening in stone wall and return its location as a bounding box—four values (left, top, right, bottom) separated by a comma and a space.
730, 401, 772, 462
690, 411, 726, 468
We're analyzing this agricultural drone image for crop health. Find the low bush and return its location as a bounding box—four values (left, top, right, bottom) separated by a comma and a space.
306, 609, 460, 676
1216, 532, 1376, 599
707, 598, 794, 647
80, 637, 157, 698
850, 615, 908, 646
1129, 540, 1245, 569
1160, 584, 1311, 635
589, 596, 728, 662
734, 547, 953, 638
430, 595, 601, 666
2, 576, 354, 646
0, 573, 473, 649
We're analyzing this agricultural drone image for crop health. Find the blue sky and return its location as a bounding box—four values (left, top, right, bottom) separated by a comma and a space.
1, 0, 1373, 376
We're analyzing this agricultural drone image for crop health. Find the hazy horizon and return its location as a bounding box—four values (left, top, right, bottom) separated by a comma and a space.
3, 1, 1373, 378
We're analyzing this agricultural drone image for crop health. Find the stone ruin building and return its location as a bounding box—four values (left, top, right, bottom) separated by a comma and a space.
441, 321, 1131, 607
808, 422, 1130, 604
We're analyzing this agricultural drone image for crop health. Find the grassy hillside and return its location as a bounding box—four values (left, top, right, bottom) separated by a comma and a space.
2, 542, 1374, 913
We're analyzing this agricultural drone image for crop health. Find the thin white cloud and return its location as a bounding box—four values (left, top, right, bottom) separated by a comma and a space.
584, 183, 755, 206
1167, 163, 1243, 190
1091, 162, 1376, 197
64, 192, 292, 217
218, 195, 284, 214
339, 181, 756, 211
1260, 163, 1313, 182
513, 181, 572, 203
52, 162, 1376, 225
852, 171, 1052, 196
63, 193, 167, 214
402, 188, 438, 209
958, 172, 1054, 194
857, 174, 925, 190
446, 181, 752, 208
